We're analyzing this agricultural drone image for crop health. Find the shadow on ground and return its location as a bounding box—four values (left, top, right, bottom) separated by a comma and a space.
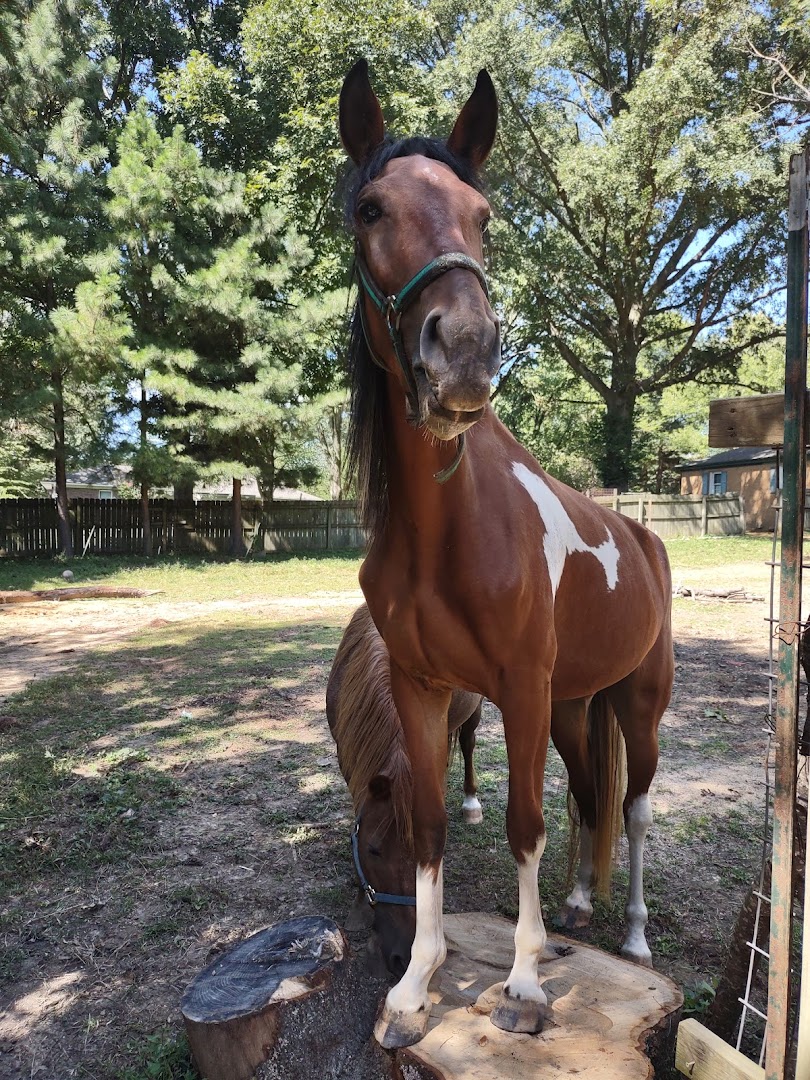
0, 612, 771, 1078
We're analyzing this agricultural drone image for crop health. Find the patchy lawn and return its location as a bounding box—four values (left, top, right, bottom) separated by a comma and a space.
0, 538, 776, 1077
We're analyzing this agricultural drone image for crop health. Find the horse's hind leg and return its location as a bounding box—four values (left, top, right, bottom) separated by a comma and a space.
609, 627, 673, 967
459, 703, 483, 824
550, 698, 595, 929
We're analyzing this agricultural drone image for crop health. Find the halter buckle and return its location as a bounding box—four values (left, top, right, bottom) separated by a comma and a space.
385, 296, 401, 332
363, 883, 377, 906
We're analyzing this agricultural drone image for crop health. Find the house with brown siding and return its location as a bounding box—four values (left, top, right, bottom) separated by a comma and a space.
677, 447, 778, 532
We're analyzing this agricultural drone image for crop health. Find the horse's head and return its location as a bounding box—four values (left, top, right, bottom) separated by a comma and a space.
340, 61, 501, 441
355, 773, 416, 977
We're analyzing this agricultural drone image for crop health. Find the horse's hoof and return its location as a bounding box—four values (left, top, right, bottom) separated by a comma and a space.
463, 805, 483, 825
557, 902, 592, 930
621, 943, 653, 968
374, 1001, 431, 1048
490, 988, 547, 1034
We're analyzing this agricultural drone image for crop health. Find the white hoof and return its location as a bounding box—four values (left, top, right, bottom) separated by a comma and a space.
462, 796, 483, 825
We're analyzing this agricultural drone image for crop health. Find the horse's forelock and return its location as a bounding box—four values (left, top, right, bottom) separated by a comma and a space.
343, 136, 484, 227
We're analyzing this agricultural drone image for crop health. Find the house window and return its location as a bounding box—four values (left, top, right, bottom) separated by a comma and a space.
702, 471, 727, 495
99, 489, 113, 500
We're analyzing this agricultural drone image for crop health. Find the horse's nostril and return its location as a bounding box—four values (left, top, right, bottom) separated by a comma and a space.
424, 312, 441, 344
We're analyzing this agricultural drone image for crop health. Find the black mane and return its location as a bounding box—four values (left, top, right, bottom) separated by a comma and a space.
343, 137, 484, 544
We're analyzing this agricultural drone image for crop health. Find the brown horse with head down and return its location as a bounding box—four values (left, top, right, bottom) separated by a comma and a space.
339, 60, 674, 1049
326, 603, 483, 975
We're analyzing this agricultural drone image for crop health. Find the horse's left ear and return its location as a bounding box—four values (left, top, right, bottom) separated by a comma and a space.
447, 70, 498, 168
340, 58, 386, 166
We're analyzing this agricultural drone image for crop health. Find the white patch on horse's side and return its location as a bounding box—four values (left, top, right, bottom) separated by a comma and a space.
504, 837, 547, 1004
512, 461, 620, 596
621, 795, 653, 965
384, 863, 446, 1016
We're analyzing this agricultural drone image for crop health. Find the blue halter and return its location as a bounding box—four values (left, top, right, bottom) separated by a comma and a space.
351, 817, 416, 908
354, 250, 489, 485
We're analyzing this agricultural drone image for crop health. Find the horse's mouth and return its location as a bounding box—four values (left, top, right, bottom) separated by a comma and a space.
418, 381, 487, 440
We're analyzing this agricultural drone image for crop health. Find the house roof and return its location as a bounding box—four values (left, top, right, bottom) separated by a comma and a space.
676, 446, 777, 472
43, 465, 132, 489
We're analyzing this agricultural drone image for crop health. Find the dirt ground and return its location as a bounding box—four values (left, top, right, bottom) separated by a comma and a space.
0, 555, 780, 1078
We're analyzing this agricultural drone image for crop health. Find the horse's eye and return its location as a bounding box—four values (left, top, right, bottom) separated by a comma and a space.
358, 202, 382, 226
368, 845, 382, 858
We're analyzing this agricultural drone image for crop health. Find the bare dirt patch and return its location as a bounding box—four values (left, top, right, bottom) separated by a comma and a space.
0, 556, 777, 1078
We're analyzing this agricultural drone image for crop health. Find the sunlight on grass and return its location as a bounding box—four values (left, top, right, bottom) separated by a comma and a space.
0, 551, 363, 599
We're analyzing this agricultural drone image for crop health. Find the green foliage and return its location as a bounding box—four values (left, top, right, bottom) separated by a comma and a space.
116, 1029, 196, 1080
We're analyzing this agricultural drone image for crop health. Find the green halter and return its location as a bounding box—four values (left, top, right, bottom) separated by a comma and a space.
354, 250, 489, 484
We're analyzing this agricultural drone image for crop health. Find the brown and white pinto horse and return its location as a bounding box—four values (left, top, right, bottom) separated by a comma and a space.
339, 60, 674, 1049
326, 603, 483, 975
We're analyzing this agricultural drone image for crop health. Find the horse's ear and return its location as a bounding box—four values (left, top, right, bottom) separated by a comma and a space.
368, 774, 392, 801
340, 59, 386, 167
446, 69, 498, 168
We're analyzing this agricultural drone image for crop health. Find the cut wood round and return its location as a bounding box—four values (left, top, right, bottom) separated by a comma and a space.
181, 916, 391, 1080
394, 913, 683, 1080
0, 586, 161, 605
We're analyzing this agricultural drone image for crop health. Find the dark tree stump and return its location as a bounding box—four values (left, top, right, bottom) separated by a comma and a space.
181, 916, 392, 1080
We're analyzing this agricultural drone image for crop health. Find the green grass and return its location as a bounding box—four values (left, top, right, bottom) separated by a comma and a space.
0, 534, 774, 597
663, 534, 773, 570
0, 550, 363, 600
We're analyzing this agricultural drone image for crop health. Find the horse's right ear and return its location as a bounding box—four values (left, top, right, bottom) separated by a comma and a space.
339, 59, 386, 166
368, 774, 392, 801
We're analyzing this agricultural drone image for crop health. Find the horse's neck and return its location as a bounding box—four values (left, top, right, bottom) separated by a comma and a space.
382, 384, 482, 535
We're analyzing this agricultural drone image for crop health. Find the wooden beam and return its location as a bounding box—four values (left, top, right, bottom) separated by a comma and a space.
676, 1018, 765, 1080
708, 393, 797, 448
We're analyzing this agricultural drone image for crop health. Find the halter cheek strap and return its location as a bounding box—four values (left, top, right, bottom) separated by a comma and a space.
354, 250, 489, 485
351, 817, 416, 908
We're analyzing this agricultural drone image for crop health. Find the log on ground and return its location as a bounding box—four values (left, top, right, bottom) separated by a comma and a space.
395, 913, 683, 1080
0, 586, 161, 605
181, 916, 392, 1080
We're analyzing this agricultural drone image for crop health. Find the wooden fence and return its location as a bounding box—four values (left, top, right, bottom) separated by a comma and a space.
590, 492, 744, 538
0, 499, 366, 558
0, 491, 751, 558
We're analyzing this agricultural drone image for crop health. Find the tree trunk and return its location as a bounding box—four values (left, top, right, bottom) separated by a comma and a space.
52, 367, 73, 559
139, 382, 152, 557
231, 476, 247, 556
140, 481, 152, 557
173, 478, 195, 502
600, 392, 637, 491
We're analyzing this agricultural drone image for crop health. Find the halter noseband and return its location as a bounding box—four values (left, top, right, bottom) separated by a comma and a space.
352, 816, 416, 908
354, 250, 489, 485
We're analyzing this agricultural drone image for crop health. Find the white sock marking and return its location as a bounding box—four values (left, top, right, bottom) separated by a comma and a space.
462, 795, 482, 812
504, 838, 547, 1004
512, 462, 620, 596
564, 823, 594, 917
385, 863, 446, 1016
622, 795, 652, 963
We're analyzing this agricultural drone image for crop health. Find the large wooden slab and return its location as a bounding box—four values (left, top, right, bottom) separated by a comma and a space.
395, 913, 683, 1080
708, 393, 795, 448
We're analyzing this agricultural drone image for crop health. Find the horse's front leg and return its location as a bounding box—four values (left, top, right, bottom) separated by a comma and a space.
374, 667, 451, 1049
491, 678, 552, 1034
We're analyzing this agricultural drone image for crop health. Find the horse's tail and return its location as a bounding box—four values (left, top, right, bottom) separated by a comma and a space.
567, 690, 626, 900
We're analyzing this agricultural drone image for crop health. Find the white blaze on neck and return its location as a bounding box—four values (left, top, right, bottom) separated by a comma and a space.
512, 462, 620, 597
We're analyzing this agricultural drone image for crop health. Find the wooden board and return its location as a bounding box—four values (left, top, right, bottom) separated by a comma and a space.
675, 1018, 765, 1080
708, 394, 794, 448
395, 913, 683, 1080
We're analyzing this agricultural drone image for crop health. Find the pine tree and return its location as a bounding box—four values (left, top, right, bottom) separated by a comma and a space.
105, 105, 313, 555
0, 0, 126, 556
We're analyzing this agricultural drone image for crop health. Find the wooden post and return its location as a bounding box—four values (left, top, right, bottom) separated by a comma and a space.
701, 496, 708, 536
766, 145, 809, 1080
637, 497, 644, 524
